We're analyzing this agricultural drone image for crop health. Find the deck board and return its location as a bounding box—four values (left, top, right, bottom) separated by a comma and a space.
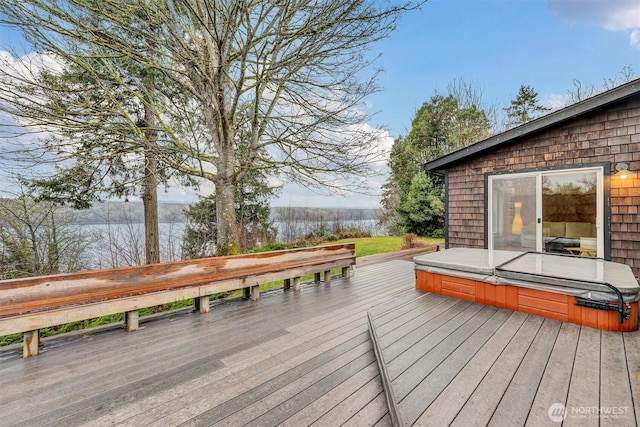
416, 311, 528, 425
0, 259, 416, 427
1, 256, 638, 426
399, 308, 511, 425
525, 321, 581, 426
488, 318, 562, 426
564, 327, 601, 427
600, 331, 635, 426
625, 332, 640, 423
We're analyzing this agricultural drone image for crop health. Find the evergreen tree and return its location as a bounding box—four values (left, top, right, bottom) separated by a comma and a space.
380, 90, 491, 236
504, 85, 551, 128
182, 156, 278, 259
399, 170, 444, 237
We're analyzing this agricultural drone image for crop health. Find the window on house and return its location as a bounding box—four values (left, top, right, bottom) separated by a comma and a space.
488, 167, 603, 257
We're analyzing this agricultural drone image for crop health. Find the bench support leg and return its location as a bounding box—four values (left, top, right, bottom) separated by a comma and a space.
324, 270, 331, 285
342, 266, 351, 278
314, 272, 321, 283
243, 287, 251, 299
284, 278, 291, 290
23, 330, 39, 358
194, 296, 210, 313
125, 310, 139, 332
293, 277, 301, 291
251, 285, 260, 301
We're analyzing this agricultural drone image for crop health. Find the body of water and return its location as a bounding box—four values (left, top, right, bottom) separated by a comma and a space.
76, 218, 381, 269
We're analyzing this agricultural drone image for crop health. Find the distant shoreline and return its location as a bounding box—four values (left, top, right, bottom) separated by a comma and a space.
68, 202, 379, 225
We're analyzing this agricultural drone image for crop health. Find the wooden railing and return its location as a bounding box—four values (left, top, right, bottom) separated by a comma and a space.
0, 243, 356, 357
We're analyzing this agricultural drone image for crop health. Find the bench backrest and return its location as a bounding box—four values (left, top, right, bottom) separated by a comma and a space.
0, 243, 355, 318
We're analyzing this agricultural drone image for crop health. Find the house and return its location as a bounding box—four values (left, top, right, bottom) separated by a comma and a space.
423, 78, 640, 277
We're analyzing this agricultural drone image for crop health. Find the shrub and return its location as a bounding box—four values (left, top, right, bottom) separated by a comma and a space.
401, 233, 425, 249
247, 242, 294, 253
337, 229, 371, 239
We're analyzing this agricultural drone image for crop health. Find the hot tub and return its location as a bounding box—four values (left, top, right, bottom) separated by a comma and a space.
414, 248, 639, 331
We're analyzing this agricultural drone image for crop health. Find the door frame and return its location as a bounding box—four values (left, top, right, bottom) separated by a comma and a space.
484, 162, 611, 259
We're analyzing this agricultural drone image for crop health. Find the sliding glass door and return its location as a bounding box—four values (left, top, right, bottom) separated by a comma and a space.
488, 167, 603, 256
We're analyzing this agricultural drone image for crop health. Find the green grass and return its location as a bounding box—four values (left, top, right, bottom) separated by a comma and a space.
328, 235, 443, 257
1, 236, 444, 346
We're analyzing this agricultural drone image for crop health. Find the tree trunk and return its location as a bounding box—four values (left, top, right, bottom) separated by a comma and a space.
215, 132, 239, 256
142, 86, 160, 265
215, 174, 239, 256
143, 147, 160, 264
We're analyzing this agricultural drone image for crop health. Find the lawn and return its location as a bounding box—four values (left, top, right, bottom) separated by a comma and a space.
329, 235, 443, 258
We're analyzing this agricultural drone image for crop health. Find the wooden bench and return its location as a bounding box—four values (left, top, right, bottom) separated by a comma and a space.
0, 243, 356, 357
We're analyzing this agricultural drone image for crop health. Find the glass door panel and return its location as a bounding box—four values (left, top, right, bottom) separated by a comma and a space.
542, 171, 598, 256
491, 175, 537, 251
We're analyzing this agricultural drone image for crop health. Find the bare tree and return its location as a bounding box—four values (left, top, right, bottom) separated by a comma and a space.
0, 0, 424, 255
0, 188, 90, 278
567, 65, 636, 104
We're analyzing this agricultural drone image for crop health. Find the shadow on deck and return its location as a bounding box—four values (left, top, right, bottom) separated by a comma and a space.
0, 255, 638, 426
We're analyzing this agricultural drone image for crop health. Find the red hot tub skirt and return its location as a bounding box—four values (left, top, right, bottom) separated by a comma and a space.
416, 270, 638, 332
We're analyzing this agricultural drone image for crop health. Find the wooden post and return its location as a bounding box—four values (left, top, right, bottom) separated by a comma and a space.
342, 266, 351, 278
125, 310, 139, 332
194, 296, 210, 313
243, 287, 251, 299
324, 270, 331, 285
314, 272, 321, 283
284, 278, 291, 290
251, 285, 260, 301
293, 277, 301, 291
23, 330, 39, 358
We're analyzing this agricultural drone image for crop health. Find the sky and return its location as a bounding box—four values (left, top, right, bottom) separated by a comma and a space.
277, 0, 640, 208
1, 0, 639, 209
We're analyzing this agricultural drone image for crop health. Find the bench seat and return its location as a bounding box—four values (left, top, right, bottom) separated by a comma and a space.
0, 243, 356, 357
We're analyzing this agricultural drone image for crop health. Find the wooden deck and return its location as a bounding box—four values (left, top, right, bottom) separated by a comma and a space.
0, 257, 638, 426
368, 288, 640, 426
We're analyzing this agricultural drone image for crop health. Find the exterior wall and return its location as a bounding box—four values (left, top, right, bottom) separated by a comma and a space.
445, 95, 640, 276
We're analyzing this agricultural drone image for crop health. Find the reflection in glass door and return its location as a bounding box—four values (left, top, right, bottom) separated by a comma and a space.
542, 171, 599, 256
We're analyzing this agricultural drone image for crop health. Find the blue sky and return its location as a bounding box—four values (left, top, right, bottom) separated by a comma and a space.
370, 0, 639, 138
1, 0, 639, 209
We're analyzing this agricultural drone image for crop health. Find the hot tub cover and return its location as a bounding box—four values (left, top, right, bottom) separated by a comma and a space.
413, 248, 521, 276
495, 251, 640, 297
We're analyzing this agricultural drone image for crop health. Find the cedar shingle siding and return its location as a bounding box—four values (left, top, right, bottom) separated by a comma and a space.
443, 94, 640, 276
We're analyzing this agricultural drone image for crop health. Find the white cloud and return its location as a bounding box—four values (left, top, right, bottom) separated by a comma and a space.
548, 0, 640, 48
631, 29, 640, 49
0, 50, 62, 80
544, 92, 571, 110
548, 0, 640, 30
